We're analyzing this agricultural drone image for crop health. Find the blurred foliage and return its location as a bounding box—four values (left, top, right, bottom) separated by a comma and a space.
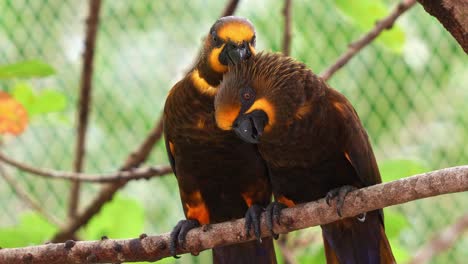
11, 83, 67, 117
0, 91, 28, 135
0, 59, 55, 79
380, 159, 429, 182
0, 0, 467, 263
0, 212, 57, 247
333, 0, 405, 52
83, 196, 145, 240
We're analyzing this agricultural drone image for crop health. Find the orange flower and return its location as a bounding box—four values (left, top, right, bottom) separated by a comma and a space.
0, 91, 28, 135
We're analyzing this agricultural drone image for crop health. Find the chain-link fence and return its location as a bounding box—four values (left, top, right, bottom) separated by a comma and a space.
0, 0, 466, 263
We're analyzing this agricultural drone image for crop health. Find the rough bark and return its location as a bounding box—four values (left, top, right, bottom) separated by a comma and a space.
417, 0, 468, 53
1, 166, 467, 264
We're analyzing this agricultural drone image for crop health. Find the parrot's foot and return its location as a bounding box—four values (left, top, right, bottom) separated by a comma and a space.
245, 204, 264, 242
265, 202, 287, 240
169, 219, 200, 258
325, 185, 357, 217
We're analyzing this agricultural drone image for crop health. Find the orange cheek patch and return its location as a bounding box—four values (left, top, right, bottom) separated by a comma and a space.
245, 98, 276, 132
215, 105, 241, 130
209, 45, 228, 73
217, 22, 254, 43
277, 195, 295, 208
191, 70, 217, 96
185, 191, 210, 224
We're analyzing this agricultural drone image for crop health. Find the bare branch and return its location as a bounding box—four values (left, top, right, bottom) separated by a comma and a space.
0, 165, 62, 227
0, 152, 172, 182
51, 118, 164, 242
2, 166, 467, 263
320, 0, 417, 81
417, 0, 468, 53
70, 0, 103, 219
221, 0, 240, 17
408, 212, 468, 264
282, 0, 292, 56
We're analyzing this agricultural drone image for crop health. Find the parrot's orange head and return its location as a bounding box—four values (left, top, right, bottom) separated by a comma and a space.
195, 16, 256, 88
214, 52, 310, 143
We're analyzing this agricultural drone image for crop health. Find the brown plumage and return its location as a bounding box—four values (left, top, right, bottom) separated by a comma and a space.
163, 17, 276, 263
215, 52, 395, 263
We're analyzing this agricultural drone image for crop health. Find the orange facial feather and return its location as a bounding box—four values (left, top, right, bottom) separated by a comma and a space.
245, 98, 276, 132
216, 105, 241, 130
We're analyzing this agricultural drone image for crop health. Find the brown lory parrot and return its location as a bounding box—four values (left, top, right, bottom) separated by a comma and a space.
214, 52, 395, 263
163, 17, 277, 263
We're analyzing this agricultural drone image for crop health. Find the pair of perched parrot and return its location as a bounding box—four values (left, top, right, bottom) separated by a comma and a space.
163, 16, 395, 264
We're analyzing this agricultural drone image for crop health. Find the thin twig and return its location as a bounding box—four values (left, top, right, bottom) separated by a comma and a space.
51, 118, 165, 242
69, 0, 103, 219
408, 213, 468, 264
0, 165, 62, 227
1, 165, 467, 263
282, 0, 292, 56
320, 0, 417, 81
0, 152, 172, 182
221, 0, 240, 17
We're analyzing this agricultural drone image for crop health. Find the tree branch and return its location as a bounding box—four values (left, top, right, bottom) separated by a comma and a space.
0, 165, 62, 227
408, 212, 468, 264
221, 0, 240, 17
0, 152, 172, 183
2, 166, 467, 263
51, 118, 164, 242
282, 0, 292, 56
417, 0, 468, 53
320, 0, 417, 81
69, 0, 103, 219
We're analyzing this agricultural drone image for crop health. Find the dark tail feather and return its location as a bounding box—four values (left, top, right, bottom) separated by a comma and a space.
322, 210, 395, 264
323, 235, 340, 264
212, 237, 277, 264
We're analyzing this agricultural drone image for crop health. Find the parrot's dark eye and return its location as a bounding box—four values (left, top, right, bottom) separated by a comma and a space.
240, 87, 256, 109
212, 33, 222, 46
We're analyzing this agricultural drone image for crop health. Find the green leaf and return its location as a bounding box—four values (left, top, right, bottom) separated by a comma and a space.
389, 239, 410, 263
379, 159, 429, 182
83, 196, 145, 240
384, 209, 409, 238
333, 0, 406, 53
11, 83, 67, 116
0, 212, 57, 247
297, 244, 326, 264
0, 59, 55, 79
